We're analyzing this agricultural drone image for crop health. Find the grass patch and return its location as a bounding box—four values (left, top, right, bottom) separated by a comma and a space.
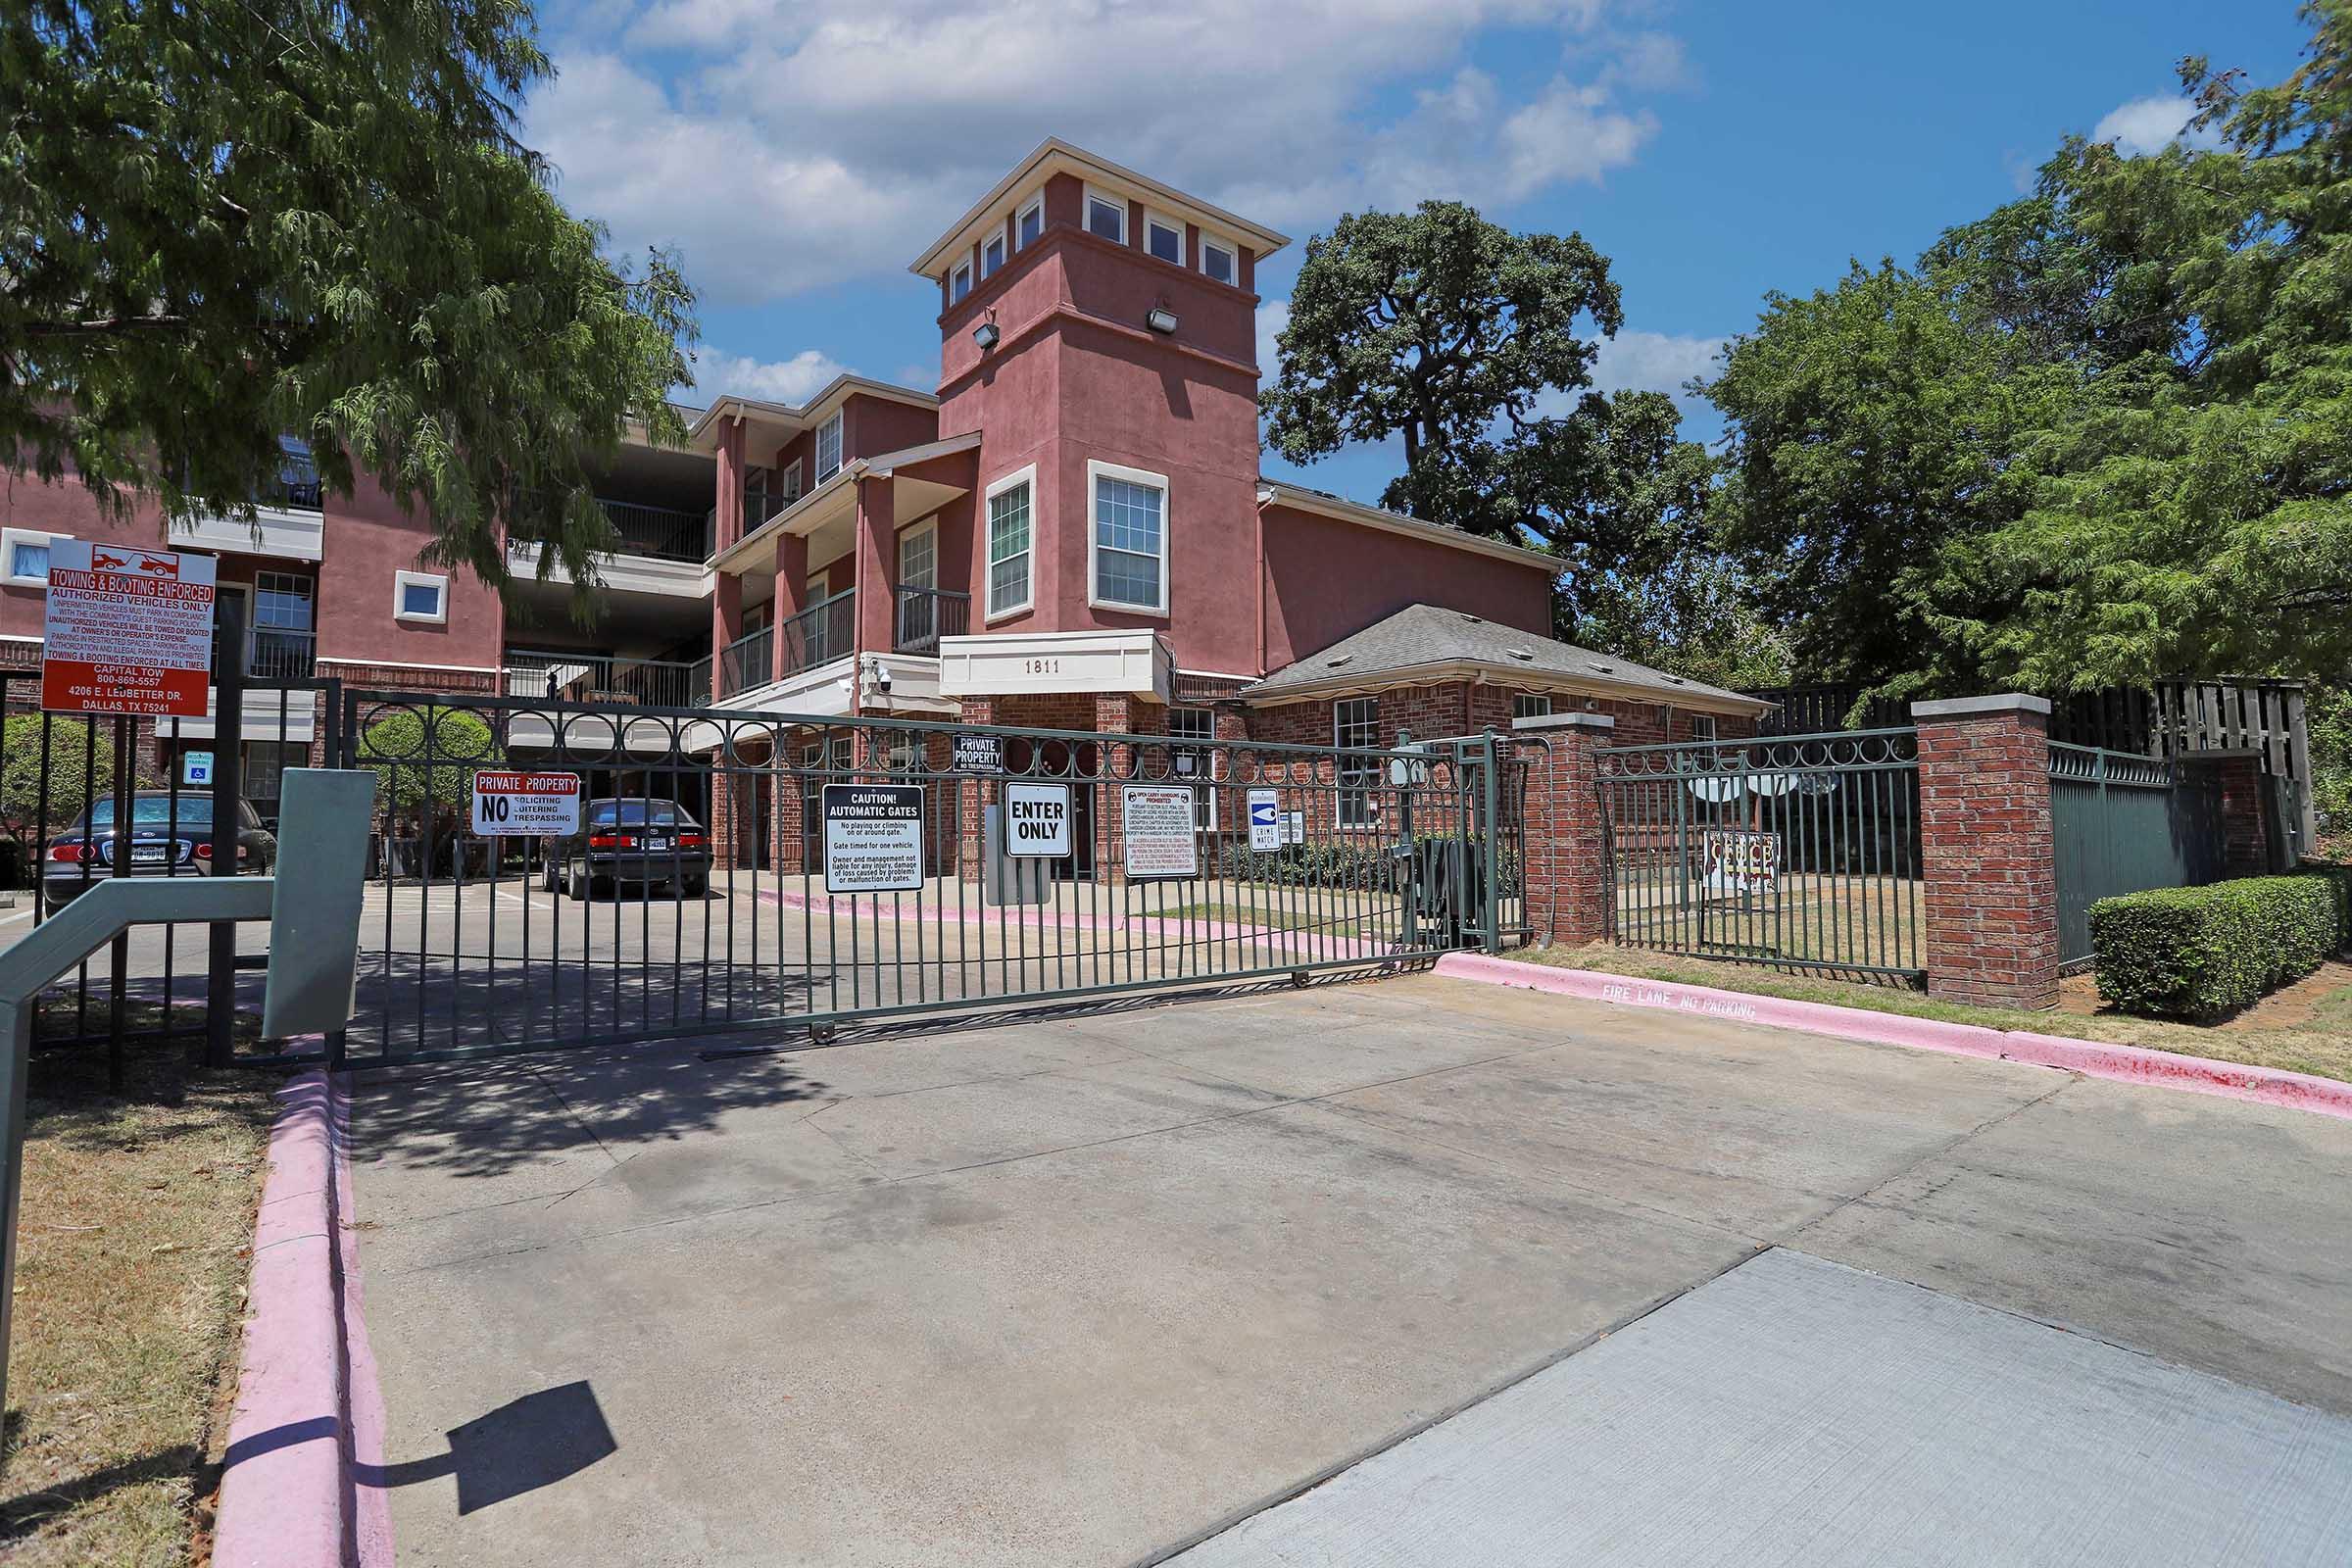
1516, 943, 2352, 1087
1149, 903, 1366, 938
1, 1008, 275, 1565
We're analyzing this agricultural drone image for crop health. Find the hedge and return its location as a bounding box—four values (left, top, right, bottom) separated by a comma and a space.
2089, 874, 2341, 1021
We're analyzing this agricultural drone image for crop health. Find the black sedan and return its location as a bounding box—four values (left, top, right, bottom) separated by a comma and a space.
42, 792, 276, 914
541, 798, 711, 900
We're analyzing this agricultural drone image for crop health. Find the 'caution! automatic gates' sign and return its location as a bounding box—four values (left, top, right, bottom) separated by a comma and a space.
472, 771, 582, 836
40, 540, 217, 717
823, 784, 926, 894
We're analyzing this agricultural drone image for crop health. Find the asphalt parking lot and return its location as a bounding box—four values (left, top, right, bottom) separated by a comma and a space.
346, 969, 2352, 1566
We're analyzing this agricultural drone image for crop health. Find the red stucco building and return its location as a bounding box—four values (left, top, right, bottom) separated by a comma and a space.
0, 140, 1765, 843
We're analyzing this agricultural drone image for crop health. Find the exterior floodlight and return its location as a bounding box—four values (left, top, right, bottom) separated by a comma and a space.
972, 319, 1001, 351
1146, 307, 1179, 335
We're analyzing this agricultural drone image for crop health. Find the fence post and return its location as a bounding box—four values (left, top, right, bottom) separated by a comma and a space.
206, 592, 247, 1068
1509, 710, 1614, 948
1911, 695, 2061, 1009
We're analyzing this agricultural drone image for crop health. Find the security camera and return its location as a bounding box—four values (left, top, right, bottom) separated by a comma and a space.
874, 664, 894, 693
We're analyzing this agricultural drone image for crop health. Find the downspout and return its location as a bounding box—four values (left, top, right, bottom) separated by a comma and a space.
1252, 490, 1269, 675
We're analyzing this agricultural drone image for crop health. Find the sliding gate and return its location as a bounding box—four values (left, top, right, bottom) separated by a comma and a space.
337, 691, 1522, 1065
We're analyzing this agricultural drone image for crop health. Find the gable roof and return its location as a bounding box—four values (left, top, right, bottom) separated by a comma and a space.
1246, 604, 1775, 715
1256, 480, 1560, 573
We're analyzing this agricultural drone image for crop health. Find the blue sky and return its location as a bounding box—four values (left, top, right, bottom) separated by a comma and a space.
525, 0, 2310, 505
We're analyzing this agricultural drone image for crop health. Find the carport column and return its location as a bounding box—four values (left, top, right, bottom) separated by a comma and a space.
853, 474, 895, 658
1511, 711, 1614, 947
771, 531, 809, 683
1912, 695, 2062, 1009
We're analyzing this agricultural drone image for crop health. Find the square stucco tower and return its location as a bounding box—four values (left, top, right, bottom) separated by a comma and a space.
913, 141, 1289, 689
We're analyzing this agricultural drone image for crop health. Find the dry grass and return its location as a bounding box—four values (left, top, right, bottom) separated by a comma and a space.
1150, 902, 1367, 938
1519, 943, 2352, 1087
0, 1005, 274, 1567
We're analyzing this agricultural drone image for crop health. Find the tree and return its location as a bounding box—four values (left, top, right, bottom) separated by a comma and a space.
1708, 1, 2352, 701
0, 714, 131, 837
2, 0, 697, 606
361, 708, 503, 829
1261, 201, 1621, 514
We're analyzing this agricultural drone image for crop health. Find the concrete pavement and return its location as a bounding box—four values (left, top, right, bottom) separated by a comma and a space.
344, 972, 2352, 1565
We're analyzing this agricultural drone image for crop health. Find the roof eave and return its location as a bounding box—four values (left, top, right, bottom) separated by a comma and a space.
1243, 658, 1777, 716
1255, 483, 1561, 573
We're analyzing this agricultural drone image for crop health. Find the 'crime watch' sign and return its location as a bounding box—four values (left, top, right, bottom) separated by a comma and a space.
1004, 782, 1072, 858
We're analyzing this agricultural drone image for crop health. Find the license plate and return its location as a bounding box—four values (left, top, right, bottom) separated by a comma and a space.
129, 845, 169, 864
641, 837, 672, 852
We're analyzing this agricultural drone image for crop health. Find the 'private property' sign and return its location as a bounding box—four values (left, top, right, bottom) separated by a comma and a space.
471, 771, 582, 836
40, 540, 217, 716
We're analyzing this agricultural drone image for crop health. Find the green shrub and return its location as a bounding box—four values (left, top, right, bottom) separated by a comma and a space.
2298, 861, 2352, 956
2090, 875, 2340, 1020
358, 707, 504, 825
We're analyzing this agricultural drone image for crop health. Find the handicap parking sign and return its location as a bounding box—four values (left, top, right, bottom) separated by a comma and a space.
183, 750, 214, 786
1247, 789, 1282, 852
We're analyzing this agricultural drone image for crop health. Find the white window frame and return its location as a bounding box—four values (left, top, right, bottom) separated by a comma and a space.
897, 514, 937, 590
1198, 231, 1238, 286
392, 569, 449, 624
983, 464, 1037, 622
1144, 209, 1184, 267
981, 231, 1006, 279
1511, 693, 1552, 721
1335, 697, 1381, 828
776, 457, 804, 505
1085, 458, 1169, 616
950, 259, 973, 304
1, 527, 65, 588
1169, 707, 1217, 830
1689, 713, 1719, 741
814, 411, 844, 484
1083, 184, 1128, 245
1015, 192, 1046, 251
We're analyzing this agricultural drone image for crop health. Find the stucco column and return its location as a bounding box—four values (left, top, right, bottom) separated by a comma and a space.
1913, 694, 2062, 1009
771, 531, 809, 683
710, 572, 742, 702
712, 416, 746, 555
853, 474, 895, 657
1512, 711, 1614, 947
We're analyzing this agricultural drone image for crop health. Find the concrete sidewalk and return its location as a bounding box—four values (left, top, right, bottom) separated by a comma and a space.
345, 973, 2352, 1566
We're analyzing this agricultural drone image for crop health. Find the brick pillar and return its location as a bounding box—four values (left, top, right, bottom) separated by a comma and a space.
1511, 711, 1615, 947
956, 697, 998, 880
2180, 751, 2271, 876
1913, 695, 2062, 1009
1093, 692, 1136, 882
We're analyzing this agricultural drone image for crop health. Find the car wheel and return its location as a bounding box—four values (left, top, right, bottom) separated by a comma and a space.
567, 862, 590, 901
541, 858, 559, 893
681, 875, 707, 898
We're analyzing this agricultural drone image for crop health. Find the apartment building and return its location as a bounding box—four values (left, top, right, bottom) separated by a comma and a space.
1, 139, 1766, 843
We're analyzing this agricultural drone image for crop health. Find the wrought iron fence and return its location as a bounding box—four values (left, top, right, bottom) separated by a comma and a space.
1598, 728, 1925, 982
2047, 742, 2223, 967
333, 691, 1525, 1066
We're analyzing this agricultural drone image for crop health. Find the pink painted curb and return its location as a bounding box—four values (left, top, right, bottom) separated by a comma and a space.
214, 1070, 391, 1568
1433, 952, 2352, 1122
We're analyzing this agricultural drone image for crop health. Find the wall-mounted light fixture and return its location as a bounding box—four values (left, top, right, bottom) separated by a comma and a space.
1146, 306, 1179, 335
972, 310, 1001, 352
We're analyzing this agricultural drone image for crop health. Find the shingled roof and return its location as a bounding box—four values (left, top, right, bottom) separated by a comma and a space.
1245, 604, 1774, 714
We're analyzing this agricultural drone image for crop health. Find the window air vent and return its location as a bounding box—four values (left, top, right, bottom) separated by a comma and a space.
1457, 613, 1485, 624
1326, 654, 1354, 667
1505, 648, 1536, 662
1663, 674, 1686, 685
1590, 662, 1615, 674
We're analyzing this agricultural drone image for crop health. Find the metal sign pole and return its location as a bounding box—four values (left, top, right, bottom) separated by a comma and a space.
206, 592, 246, 1068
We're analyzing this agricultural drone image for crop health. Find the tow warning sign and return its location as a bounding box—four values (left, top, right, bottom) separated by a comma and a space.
39, 540, 217, 717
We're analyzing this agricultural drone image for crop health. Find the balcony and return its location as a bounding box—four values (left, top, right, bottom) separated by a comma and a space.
595, 498, 712, 563
718, 626, 773, 698
716, 590, 858, 698
706, 487, 797, 543
893, 586, 969, 655
505, 650, 710, 708
213, 627, 315, 680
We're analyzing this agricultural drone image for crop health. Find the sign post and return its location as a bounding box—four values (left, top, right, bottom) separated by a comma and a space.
39, 541, 216, 717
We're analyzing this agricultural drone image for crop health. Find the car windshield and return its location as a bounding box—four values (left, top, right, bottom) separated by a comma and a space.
589, 803, 686, 827
87, 797, 215, 830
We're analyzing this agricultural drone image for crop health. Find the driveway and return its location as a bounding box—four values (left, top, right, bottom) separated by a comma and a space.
346, 971, 2352, 1565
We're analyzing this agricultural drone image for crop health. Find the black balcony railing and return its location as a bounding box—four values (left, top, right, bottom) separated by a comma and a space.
506, 650, 710, 707
718, 626, 774, 698
781, 590, 856, 679
247, 627, 318, 679
594, 498, 712, 562
893, 586, 969, 654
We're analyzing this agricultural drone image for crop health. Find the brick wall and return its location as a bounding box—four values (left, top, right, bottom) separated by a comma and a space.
1912, 696, 2062, 1008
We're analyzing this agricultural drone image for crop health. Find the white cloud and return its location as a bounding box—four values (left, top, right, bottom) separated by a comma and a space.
2094, 95, 2224, 157
1589, 329, 1725, 401
529, 1, 1676, 305
1256, 299, 1291, 381
686, 345, 852, 403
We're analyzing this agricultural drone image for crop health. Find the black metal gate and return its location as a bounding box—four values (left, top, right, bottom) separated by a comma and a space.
335, 691, 1525, 1065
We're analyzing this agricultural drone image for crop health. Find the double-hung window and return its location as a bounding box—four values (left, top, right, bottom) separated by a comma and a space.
1087, 460, 1167, 613
1335, 698, 1381, 828
1689, 714, 1719, 742
253, 571, 316, 677
1016, 194, 1045, 250
1169, 707, 1216, 830
1085, 187, 1127, 244
985, 467, 1034, 619
814, 412, 843, 484
950, 260, 973, 304
982, 234, 1005, 279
